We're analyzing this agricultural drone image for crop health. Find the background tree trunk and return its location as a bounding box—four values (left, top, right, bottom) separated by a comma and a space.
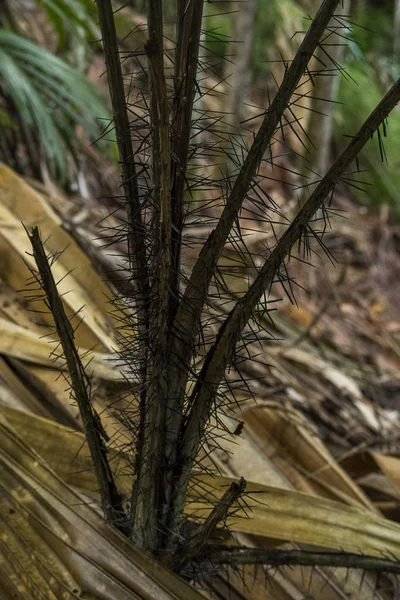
395, 0, 400, 60
300, 0, 351, 204
226, 0, 257, 128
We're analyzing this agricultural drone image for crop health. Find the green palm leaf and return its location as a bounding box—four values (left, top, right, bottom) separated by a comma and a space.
37, 0, 99, 64
0, 30, 110, 182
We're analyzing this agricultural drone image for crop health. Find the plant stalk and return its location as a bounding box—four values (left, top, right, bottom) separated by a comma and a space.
170, 76, 400, 541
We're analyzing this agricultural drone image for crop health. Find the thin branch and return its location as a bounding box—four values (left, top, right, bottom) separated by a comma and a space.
162, 0, 205, 549
28, 227, 126, 532
131, 0, 171, 552
95, 4, 150, 501
146, 0, 171, 270
95, 0, 150, 326
197, 546, 400, 574
171, 76, 400, 535
169, 0, 205, 309
169, 478, 246, 571
167, 0, 341, 429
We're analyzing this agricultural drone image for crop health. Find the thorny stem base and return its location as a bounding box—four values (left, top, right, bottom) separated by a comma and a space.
164, 478, 247, 571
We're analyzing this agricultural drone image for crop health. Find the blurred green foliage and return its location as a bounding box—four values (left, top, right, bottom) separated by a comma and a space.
36, 0, 100, 70
335, 61, 400, 213
334, 3, 400, 213
352, 4, 394, 58
0, 30, 108, 182
0, 0, 110, 183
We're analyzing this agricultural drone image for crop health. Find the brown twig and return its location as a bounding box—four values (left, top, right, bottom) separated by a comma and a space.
130, 0, 172, 552
169, 0, 205, 309
95, 0, 150, 360
196, 546, 400, 574
28, 227, 126, 531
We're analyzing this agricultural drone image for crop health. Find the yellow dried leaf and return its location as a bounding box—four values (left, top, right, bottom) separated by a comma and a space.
0, 317, 124, 380
190, 475, 400, 559
3, 407, 400, 564
0, 411, 203, 600
286, 306, 313, 328
0, 164, 126, 351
